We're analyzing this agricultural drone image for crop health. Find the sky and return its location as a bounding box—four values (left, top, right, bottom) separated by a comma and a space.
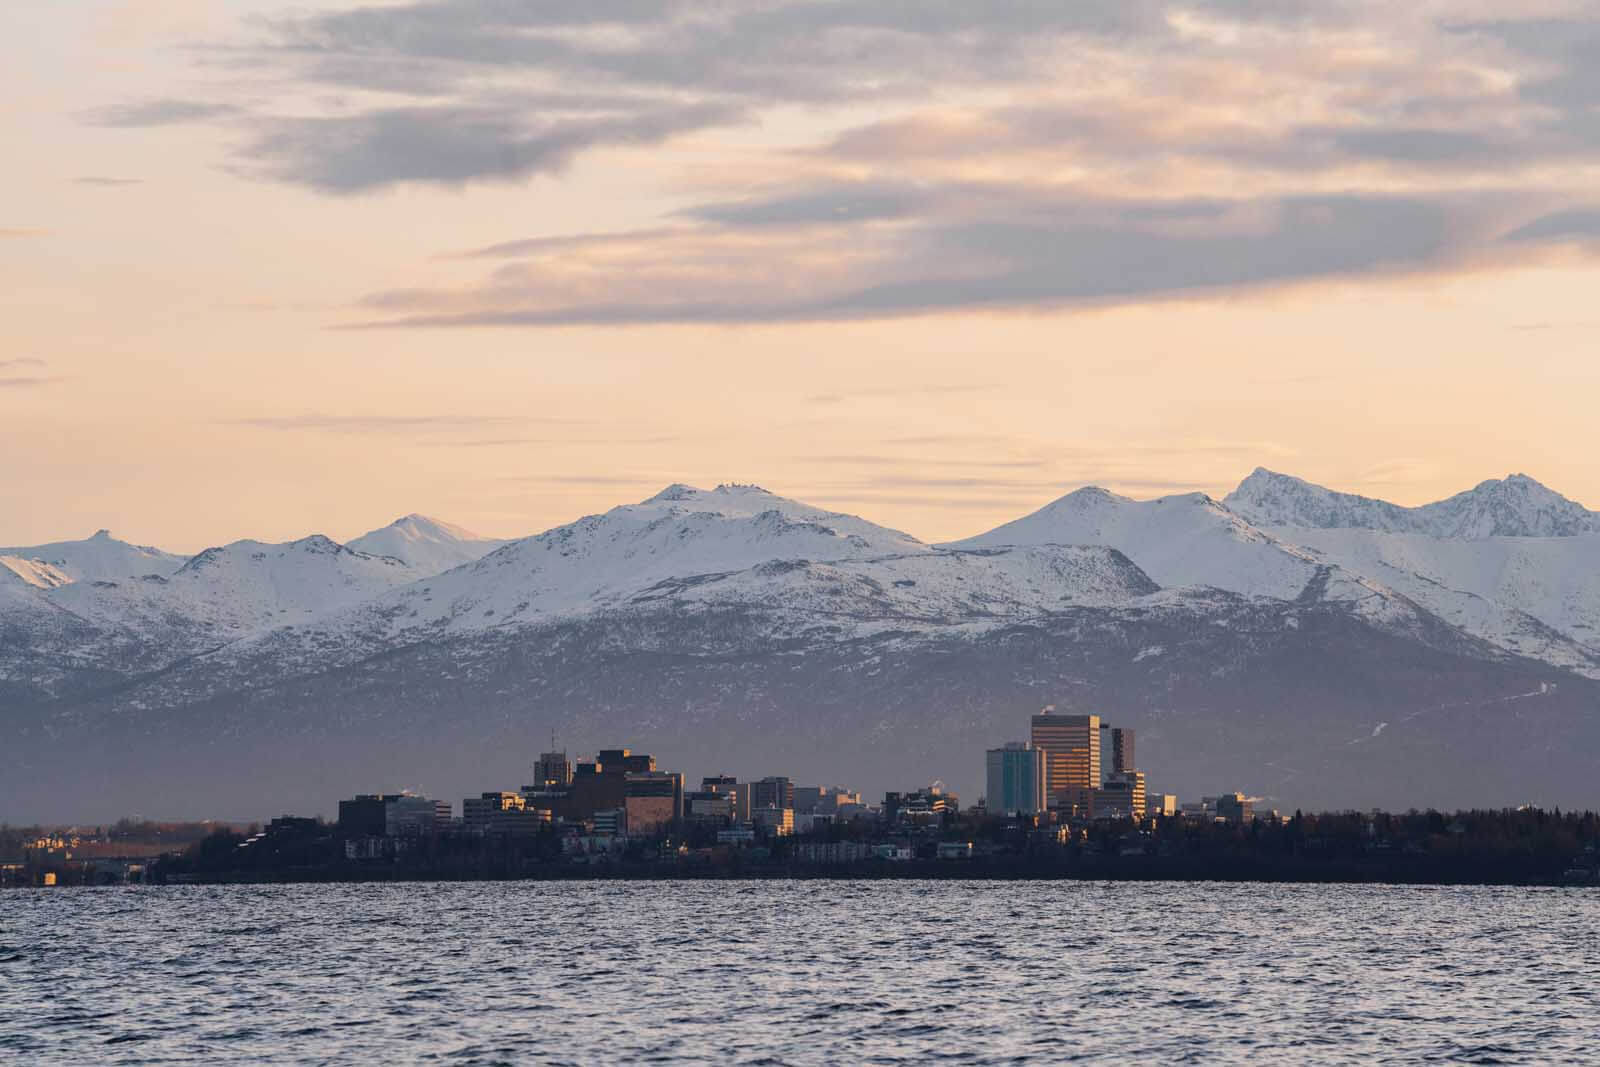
4, 0, 1600, 553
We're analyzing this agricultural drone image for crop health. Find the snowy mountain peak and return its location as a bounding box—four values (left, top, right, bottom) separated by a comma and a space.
612, 484, 924, 548
946, 483, 1320, 599
0, 531, 186, 583
288, 534, 347, 554
1439, 473, 1597, 538
1225, 469, 1600, 538
348, 514, 507, 575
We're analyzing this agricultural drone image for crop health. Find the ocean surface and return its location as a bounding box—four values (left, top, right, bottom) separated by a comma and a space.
3, 880, 1597, 1064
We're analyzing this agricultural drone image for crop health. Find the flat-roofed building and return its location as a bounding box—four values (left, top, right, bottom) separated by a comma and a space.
532, 751, 573, 788
386, 795, 452, 837
464, 791, 527, 830
339, 793, 450, 837
1091, 771, 1147, 820
1029, 708, 1101, 811
986, 742, 1046, 816
623, 770, 683, 836
1216, 793, 1255, 824
752, 807, 794, 836
752, 776, 794, 811
1109, 727, 1135, 776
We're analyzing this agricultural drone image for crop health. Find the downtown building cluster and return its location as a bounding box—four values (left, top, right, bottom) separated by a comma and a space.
330, 710, 1268, 866
335, 747, 874, 860
985, 706, 1268, 825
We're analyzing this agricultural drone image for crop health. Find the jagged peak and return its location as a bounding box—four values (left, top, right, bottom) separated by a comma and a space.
289, 534, 344, 552
646, 483, 703, 502
1226, 468, 1597, 539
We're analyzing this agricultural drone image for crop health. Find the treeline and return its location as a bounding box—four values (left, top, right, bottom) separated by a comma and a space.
140, 806, 1600, 887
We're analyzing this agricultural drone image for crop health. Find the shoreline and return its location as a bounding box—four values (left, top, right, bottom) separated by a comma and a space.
12, 858, 1597, 890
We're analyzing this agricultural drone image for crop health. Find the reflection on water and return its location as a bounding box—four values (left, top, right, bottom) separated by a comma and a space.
3, 881, 1597, 1064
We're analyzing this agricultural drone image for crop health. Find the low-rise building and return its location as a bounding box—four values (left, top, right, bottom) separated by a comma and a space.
1216, 793, 1255, 824
793, 841, 873, 864
751, 807, 794, 836
339, 793, 450, 837
463, 791, 525, 831
884, 785, 959, 824
1092, 771, 1147, 820
1147, 793, 1179, 817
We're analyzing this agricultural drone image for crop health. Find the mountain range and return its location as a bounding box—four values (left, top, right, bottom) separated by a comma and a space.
3, 471, 1598, 822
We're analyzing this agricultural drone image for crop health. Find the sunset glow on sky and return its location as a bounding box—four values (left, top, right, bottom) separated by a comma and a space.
5, 0, 1600, 551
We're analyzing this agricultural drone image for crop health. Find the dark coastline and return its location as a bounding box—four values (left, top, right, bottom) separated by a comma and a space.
63, 856, 1600, 889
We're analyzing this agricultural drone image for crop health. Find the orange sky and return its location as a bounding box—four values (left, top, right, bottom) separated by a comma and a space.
5, 0, 1599, 552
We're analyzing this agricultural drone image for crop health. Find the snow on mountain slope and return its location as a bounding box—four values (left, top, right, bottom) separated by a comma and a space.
945, 487, 1324, 600
0, 555, 73, 590
47, 533, 416, 650
285, 483, 933, 641
634, 545, 1161, 636
348, 514, 508, 575
0, 529, 185, 582
1267, 526, 1600, 675
1227, 469, 1600, 538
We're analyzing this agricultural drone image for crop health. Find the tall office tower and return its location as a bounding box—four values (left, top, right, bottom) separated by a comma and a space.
533, 750, 573, 788
1110, 728, 1135, 776
1029, 708, 1101, 811
985, 742, 1046, 815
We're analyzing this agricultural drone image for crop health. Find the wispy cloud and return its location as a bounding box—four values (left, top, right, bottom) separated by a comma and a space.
232, 414, 577, 433
500, 474, 669, 487
0, 358, 48, 370
0, 376, 64, 389
234, 102, 743, 194
74, 176, 143, 187
809, 455, 1048, 470
0, 229, 47, 239
444, 435, 682, 448
83, 98, 237, 127
805, 384, 999, 406
346, 191, 1511, 327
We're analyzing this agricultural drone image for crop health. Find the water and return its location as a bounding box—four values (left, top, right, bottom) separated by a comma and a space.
3, 881, 1597, 1064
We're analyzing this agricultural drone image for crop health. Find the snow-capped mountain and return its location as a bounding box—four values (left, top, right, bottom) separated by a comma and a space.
946, 487, 1328, 600
5, 473, 1600, 822
348, 514, 507, 575
1220, 470, 1600, 675
344, 483, 930, 636
46, 534, 417, 655
0, 529, 185, 582
1226, 469, 1600, 538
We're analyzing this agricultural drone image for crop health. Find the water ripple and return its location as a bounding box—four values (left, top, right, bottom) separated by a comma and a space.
1, 882, 1597, 1064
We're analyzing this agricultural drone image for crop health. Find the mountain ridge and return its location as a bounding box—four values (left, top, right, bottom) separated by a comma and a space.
1225, 468, 1600, 538
5, 472, 1600, 820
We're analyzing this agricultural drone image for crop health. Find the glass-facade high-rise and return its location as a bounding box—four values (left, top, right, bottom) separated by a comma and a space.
985, 742, 1046, 815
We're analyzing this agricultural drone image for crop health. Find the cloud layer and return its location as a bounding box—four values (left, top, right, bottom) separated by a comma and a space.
84, 1, 1600, 324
